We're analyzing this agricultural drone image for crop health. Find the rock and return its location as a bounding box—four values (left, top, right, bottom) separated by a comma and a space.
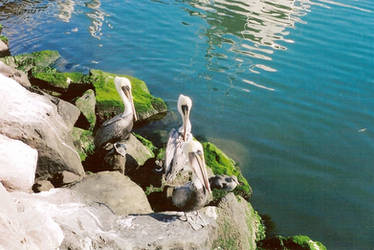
0, 74, 84, 185
203, 141, 252, 200
30, 66, 89, 93
0, 39, 10, 57
0, 61, 30, 87
0, 134, 38, 191
89, 69, 167, 124
71, 127, 94, 161
258, 235, 327, 250
118, 133, 154, 170
74, 89, 96, 130
70, 171, 152, 216
213, 193, 265, 250
0, 50, 60, 73
32, 179, 54, 193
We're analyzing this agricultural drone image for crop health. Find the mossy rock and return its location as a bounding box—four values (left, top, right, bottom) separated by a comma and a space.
258, 235, 327, 250
71, 128, 95, 161
0, 50, 60, 73
0, 35, 8, 45
134, 133, 157, 158
89, 69, 167, 123
213, 193, 264, 250
0, 24, 3, 34
75, 89, 96, 130
203, 142, 252, 200
31, 66, 89, 91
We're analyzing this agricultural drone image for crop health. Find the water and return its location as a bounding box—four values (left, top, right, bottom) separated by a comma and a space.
1, 0, 373, 248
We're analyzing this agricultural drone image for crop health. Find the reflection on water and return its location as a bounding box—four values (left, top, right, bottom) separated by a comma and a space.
180, 0, 312, 91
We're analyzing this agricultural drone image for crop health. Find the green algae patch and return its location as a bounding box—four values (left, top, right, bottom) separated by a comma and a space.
134, 133, 156, 158
0, 35, 8, 45
31, 67, 88, 90
89, 69, 167, 123
258, 235, 327, 250
0, 50, 60, 72
203, 142, 252, 200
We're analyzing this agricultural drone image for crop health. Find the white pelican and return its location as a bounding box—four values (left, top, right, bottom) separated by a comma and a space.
163, 94, 193, 181
94, 76, 137, 149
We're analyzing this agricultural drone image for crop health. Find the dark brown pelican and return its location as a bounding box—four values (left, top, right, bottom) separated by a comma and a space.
209, 175, 239, 192
169, 140, 212, 212
164, 94, 193, 181
94, 76, 137, 149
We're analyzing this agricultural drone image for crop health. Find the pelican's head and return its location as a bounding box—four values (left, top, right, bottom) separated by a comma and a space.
177, 94, 192, 140
114, 76, 138, 121
184, 140, 211, 194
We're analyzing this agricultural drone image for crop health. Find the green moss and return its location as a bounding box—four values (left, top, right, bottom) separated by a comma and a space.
254, 211, 266, 242
289, 235, 327, 250
0, 35, 8, 45
89, 69, 167, 121
145, 185, 163, 196
134, 133, 156, 158
32, 67, 87, 89
156, 147, 165, 161
213, 218, 241, 250
0, 50, 60, 72
258, 235, 327, 250
0, 24, 3, 33
202, 142, 252, 200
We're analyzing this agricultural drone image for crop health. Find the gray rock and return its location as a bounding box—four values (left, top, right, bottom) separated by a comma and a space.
0, 75, 84, 185
214, 193, 263, 250
124, 133, 154, 168
70, 171, 152, 216
74, 89, 96, 130
0, 61, 30, 87
71, 127, 94, 161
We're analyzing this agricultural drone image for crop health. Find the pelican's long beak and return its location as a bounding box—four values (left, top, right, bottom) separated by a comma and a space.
182, 105, 189, 141
192, 152, 212, 194
122, 86, 138, 121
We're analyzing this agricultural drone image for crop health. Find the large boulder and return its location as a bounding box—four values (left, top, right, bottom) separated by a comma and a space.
214, 193, 265, 249
30, 66, 89, 93
90, 69, 167, 124
0, 134, 38, 191
0, 74, 84, 185
70, 171, 152, 216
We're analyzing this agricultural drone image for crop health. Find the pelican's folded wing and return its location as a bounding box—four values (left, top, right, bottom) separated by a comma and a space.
164, 128, 179, 176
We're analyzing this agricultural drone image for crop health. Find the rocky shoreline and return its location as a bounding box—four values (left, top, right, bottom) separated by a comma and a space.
0, 26, 326, 250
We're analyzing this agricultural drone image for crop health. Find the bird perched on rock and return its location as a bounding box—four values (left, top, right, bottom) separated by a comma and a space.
94, 76, 137, 150
209, 175, 239, 192
163, 94, 193, 181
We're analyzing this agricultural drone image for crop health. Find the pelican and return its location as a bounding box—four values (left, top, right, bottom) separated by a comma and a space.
94, 76, 137, 149
169, 140, 212, 212
209, 175, 239, 192
163, 94, 193, 181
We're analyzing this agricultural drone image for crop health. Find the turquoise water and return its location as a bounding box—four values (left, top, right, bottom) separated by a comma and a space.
1, 0, 373, 248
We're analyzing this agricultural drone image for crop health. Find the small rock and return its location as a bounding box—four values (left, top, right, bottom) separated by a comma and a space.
61, 170, 81, 184
32, 179, 54, 193
70, 171, 153, 216
0, 40, 10, 57
74, 89, 96, 130
0, 61, 30, 87
124, 133, 154, 168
